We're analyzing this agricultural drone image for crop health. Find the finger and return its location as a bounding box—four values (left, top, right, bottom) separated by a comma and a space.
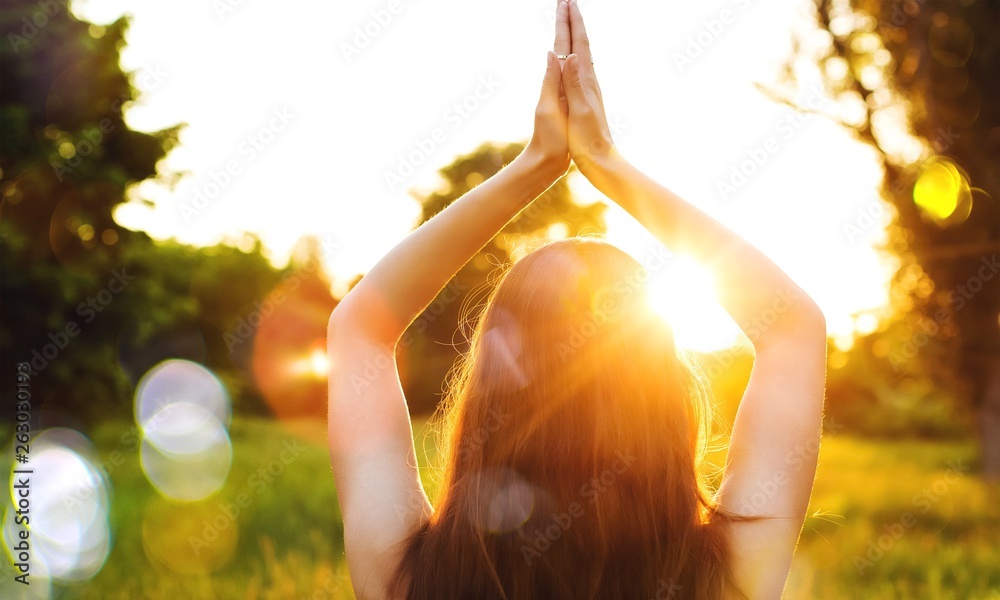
554, 0, 570, 58
568, 0, 592, 65
541, 51, 562, 101
562, 54, 587, 105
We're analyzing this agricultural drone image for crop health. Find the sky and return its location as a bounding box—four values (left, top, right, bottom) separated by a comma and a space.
71, 0, 897, 351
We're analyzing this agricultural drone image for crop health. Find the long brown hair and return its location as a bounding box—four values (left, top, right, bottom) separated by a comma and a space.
391, 237, 743, 599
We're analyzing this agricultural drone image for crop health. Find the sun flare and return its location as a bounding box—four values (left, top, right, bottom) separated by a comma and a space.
645, 256, 742, 353
288, 347, 330, 380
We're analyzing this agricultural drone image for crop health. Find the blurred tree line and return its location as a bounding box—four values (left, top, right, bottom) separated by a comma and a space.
783, 0, 999, 475
0, 0, 333, 427
0, 0, 605, 428
4, 0, 996, 482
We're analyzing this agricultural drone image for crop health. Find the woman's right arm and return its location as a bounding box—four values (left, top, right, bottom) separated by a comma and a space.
560, 2, 827, 596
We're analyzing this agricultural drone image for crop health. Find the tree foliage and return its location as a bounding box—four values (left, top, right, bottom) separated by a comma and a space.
788, 0, 999, 471
0, 1, 331, 424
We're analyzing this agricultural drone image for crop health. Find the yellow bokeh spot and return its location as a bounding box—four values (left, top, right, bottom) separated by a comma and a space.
78, 224, 95, 241
465, 172, 485, 188
58, 141, 77, 159
143, 499, 237, 575
913, 158, 971, 225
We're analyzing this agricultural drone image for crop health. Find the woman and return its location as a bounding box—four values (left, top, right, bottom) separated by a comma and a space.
327, 1, 827, 598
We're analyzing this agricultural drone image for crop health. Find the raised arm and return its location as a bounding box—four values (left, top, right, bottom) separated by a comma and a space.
559, 1, 826, 596
326, 7, 572, 596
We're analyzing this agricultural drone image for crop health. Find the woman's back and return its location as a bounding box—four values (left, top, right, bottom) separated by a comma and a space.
326, 2, 827, 598
391, 239, 736, 599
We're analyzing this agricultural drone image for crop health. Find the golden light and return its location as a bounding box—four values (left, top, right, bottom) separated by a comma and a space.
309, 347, 330, 379
913, 158, 972, 226
854, 313, 880, 336
646, 256, 740, 353
287, 346, 329, 380
248, 273, 335, 434
142, 498, 237, 575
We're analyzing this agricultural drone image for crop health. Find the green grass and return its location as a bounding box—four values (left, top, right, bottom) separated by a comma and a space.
10, 419, 1000, 599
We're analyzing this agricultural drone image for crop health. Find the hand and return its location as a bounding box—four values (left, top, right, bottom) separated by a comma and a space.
561, 0, 617, 177
524, 1, 572, 180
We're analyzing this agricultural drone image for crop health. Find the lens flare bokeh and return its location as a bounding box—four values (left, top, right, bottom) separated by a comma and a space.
249, 275, 334, 444
912, 157, 973, 227
3, 428, 112, 594
468, 469, 536, 534
134, 360, 233, 502
132, 360, 240, 574
141, 498, 238, 576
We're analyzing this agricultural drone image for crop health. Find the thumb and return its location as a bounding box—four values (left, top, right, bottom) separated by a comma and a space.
540, 51, 562, 100
562, 54, 587, 105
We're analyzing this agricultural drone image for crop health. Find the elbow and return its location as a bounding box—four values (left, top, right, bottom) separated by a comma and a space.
792, 298, 826, 342
326, 302, 349, 347
327, 296, 400, 350
327, 301, 350, 337
327, 298, 366, 352
756, 297, 827, 351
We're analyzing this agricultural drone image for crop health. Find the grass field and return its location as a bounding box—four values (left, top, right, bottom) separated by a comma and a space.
7, 418, 1000, 599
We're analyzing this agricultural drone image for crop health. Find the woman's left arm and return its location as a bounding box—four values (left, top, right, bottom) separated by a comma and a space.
328, 29, 571, 598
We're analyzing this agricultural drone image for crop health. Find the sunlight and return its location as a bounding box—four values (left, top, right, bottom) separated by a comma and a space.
646, 256, 741, 353
289, 347, 330, 380
308, 347, 331, 378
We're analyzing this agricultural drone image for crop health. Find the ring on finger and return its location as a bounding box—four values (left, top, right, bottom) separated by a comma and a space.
556, 54, 595, 64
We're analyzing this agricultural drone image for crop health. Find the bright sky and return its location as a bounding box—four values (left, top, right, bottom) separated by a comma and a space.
72, 0, 895, 352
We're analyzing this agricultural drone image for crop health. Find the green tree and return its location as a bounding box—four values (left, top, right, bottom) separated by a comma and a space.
397, 142, 607, 414
0, 1, 323, 423
787, 1, 999, 475
1, 0, 179, 420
